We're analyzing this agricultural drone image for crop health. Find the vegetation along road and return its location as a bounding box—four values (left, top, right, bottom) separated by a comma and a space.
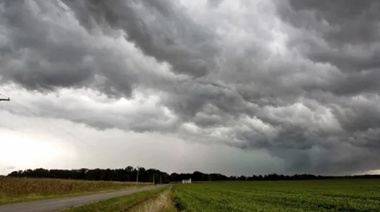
0, 185, 167, 212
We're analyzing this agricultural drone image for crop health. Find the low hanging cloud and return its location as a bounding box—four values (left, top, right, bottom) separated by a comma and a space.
1, 0, 380, 175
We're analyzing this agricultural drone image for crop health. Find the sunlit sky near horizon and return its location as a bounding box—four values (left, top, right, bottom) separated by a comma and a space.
1, 0, 380, 176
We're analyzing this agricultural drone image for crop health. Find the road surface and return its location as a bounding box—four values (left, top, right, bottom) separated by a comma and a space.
0, 185, 167, 212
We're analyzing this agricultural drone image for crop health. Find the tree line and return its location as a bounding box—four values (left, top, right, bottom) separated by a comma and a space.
8, 167, 170, 184
8, 167, 380, 182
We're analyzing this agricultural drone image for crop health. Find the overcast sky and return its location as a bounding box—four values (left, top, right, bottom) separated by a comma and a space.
1, 0, 380, 176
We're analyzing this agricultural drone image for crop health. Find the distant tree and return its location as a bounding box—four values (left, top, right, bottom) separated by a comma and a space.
192, 171, 204, 181
8, 166, 380, 182
170, 173, 180, 182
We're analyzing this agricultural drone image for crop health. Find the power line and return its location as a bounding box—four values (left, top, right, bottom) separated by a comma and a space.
0, 93, 10, 102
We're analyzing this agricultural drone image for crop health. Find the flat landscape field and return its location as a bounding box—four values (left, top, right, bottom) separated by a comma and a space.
0, 177, 150, 205
173, 179, 380, 212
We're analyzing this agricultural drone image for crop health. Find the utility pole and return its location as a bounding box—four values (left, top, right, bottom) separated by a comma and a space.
153, 173, 156, 185
136, 167, 139, 187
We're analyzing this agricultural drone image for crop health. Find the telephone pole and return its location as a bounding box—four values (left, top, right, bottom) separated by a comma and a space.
136, 167, 140, 187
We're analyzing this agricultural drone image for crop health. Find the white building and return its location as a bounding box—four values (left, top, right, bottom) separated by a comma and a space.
182, 178, 192, 184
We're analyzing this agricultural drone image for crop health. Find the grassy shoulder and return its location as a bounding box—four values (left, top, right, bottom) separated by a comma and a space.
65, 186, 175, 212
129, 187, 177, 212
0, 177, 151, 205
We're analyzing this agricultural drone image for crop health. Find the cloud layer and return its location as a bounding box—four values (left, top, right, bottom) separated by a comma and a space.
1, 0, 380, 175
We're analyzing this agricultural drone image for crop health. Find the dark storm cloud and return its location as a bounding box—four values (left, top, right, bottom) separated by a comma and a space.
0, 0, 137, 96
0, 0, 95, 90
63, 0, 219, 78
270, 0, 380, 173
278, 0, 380, 83
1, 0, 380, 175
282, 0, 380, 44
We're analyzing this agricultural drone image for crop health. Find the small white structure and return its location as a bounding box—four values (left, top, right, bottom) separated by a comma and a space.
182, 178, 192, 184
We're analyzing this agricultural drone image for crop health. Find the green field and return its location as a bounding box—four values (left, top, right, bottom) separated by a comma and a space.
173, 180, 380, 212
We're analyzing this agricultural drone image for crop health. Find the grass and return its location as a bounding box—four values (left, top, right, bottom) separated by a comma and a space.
65, 186, 172, 212
0, 177, 150, 205
129, 187, 177, 212
173, 179, 380, 212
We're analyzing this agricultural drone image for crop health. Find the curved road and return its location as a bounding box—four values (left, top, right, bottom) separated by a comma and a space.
0, 185, 167, 212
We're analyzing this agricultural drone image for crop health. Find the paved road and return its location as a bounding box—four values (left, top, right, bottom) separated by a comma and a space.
0, 185, 167, 212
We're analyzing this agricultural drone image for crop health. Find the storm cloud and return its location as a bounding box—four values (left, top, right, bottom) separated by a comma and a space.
1, 0, 380, 175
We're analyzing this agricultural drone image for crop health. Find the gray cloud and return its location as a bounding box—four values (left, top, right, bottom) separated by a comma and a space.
0, 0, 141, 97
208, 0, 224, 8
278, 0, 380, 92
1, 0, 380, 175
63, 0, 220, 78
1, 1, 95, 90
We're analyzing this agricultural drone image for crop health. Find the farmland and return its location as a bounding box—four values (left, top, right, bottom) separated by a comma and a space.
2, 178, 380, 211
173, 179, 380, 211
0, 177, 150, 205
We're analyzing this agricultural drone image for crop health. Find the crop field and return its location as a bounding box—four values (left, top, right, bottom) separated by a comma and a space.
0, 177, 150, 205
173, 180, 380, 211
